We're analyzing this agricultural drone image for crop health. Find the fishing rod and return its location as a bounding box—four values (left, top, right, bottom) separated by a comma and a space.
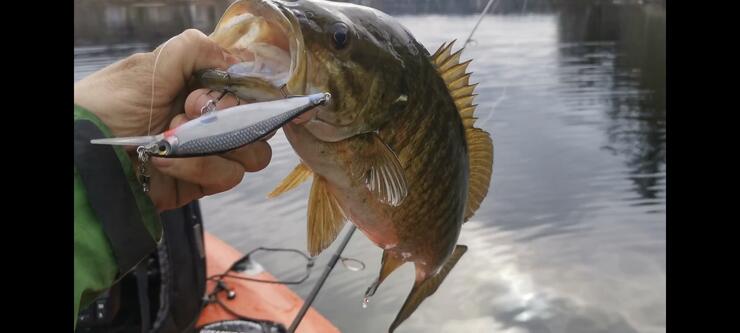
287, 224, 358, 333
464, 0, 500, 48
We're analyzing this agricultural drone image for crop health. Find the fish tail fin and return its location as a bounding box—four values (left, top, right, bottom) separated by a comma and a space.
365, 251, 405, 299
388, 245, 468, 333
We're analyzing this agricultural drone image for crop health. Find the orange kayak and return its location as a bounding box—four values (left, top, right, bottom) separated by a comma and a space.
196, 232, 340, 333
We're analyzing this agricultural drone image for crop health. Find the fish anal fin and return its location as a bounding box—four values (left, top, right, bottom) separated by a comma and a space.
365, 251, 405, 298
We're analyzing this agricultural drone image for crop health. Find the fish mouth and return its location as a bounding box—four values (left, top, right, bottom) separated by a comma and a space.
209, 0, 308, 98
208, 0, 356, 142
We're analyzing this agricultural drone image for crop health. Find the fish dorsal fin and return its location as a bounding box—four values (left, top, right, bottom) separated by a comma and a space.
388, 245, 468, 332
431, 41, 494, 222
463, 128, 493, 220
307, 176, 347, 256
268, 162, 313, 198
358, 134, 408, 207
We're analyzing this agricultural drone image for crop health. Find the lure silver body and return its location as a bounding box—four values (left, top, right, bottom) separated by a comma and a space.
91, 92, 330, 157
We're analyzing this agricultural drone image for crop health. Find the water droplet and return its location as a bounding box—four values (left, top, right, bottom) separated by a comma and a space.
362, 297, 369, 309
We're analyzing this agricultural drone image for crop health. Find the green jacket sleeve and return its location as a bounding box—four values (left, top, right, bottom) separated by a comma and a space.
73, 105, 162, 328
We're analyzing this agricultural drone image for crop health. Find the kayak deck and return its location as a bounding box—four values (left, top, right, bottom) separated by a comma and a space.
196, 232, 340, 333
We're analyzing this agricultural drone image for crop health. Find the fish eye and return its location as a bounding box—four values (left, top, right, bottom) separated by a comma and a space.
329, 22, 350, 50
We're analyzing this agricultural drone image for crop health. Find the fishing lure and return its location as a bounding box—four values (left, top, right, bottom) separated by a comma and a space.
91, 92, 330, 191
92, 92, 330, 156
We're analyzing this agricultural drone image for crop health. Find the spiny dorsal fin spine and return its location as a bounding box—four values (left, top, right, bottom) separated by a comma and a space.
451, 83, 478, 98
433, 41, 456, 66
449, 74, 472, 90
439, 49, 465, 71
454, 95, 476, 110
442, 60, 473, 82
431, 41, 450, 60
460, 105, 476, 119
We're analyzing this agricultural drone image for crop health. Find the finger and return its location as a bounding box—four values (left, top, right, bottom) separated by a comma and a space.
262, 130, 277, 141
146, 169, 204, 211
170, 113, 190, 127
155, 29, 240, 84
221, 141, 272, 172
151, 155, 245, 195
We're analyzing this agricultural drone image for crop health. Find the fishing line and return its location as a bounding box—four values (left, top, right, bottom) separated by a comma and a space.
148, 36, 175, 136
464, 0, 500, 48
468, 0, 531, 126
135, 37, 177, 193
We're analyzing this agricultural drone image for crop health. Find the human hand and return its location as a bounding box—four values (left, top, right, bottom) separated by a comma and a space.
74, 29, 272, 211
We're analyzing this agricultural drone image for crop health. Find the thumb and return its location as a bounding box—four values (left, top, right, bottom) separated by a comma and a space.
155, 29, 240, 83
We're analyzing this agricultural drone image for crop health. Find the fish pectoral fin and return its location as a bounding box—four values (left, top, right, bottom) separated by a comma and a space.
362, 134, 408, 207
365, 251, 405, 299
268, 163, 313, 198
388, 245, 468, 333
307, 176, 347, 256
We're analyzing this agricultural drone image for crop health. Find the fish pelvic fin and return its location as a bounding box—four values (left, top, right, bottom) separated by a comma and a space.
268, 162, 313, 198
431, 41, 493, 222
307, 175, 347, 256
365, 251, 405, 299
388, 245, 468, 333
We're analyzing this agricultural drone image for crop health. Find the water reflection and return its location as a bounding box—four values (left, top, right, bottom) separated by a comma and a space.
74, 0, 231, 46
73, 0, 556, 46
557, 3, 666, 201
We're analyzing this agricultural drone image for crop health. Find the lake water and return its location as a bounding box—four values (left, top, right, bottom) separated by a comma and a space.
74, 6, 665, 333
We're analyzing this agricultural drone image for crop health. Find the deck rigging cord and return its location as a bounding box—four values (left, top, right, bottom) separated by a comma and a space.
203, 226, 360, 332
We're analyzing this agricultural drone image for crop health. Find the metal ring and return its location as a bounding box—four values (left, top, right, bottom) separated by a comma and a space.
201, 100, 216, 115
